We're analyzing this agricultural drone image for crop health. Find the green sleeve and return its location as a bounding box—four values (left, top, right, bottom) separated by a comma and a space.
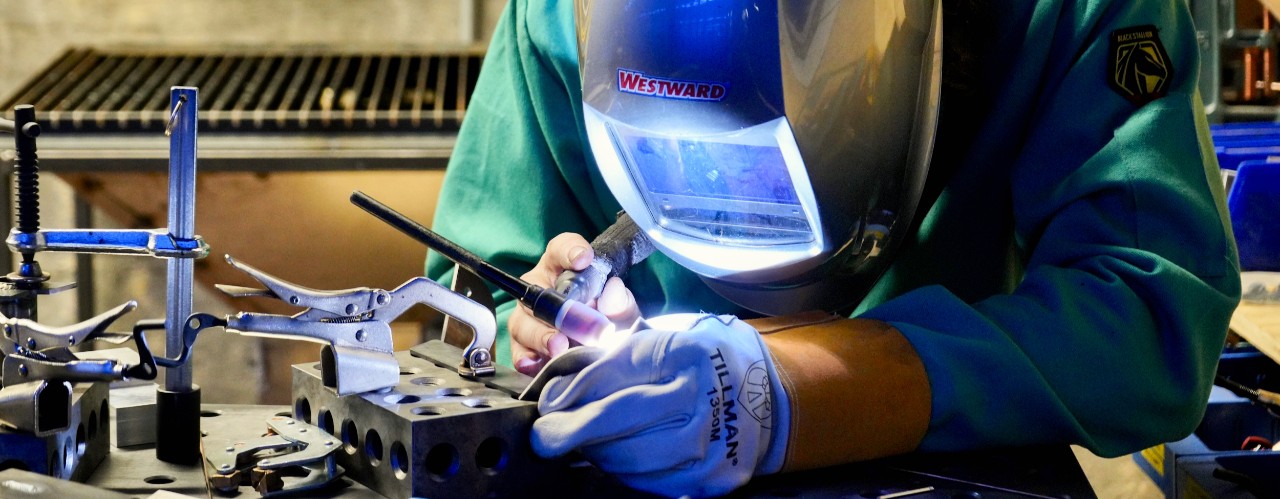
863, 0, 1240, 456
428, 0, 751, 367
426, 0, 615, 366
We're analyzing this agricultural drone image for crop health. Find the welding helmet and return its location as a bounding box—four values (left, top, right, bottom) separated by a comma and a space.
575, 1, 942, 315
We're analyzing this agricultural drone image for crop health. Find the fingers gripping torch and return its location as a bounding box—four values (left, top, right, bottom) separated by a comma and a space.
350, 191, 629, 346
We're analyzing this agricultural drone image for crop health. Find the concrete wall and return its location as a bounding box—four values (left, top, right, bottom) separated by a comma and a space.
0, 0, 506, 403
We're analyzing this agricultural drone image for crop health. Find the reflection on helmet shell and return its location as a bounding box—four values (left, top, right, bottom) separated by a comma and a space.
576, 0, 942, 314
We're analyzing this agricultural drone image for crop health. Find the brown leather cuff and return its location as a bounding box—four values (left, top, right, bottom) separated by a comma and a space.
751, 314, 931, 472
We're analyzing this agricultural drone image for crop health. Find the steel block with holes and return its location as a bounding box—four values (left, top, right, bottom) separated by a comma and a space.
290, 345, 562, 498
0, 381, 109, 480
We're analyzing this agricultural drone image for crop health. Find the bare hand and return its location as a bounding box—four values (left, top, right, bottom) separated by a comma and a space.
510, 233, 640, 375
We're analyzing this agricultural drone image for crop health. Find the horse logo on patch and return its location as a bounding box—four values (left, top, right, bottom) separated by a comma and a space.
1109, 25, 1173, 106
738, 361, 772, 428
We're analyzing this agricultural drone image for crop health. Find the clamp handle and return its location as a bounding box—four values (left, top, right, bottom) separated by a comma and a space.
2, 300, 137, 354
219, 254, 389, 318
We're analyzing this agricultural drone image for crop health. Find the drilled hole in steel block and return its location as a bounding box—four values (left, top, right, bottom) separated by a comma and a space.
321, 346, 338, 388
201, 410, 223, 418
88, 411, 98, 440
312, 363, 322, 371
62, 438, 73, 472
274, 411, 291, 418
295, 397, 312, 424
366, 429, 384, 466
76, 423, 86, 456
476, 437, 509, 475
342, 419, 360, 455
462, 398, 494, 409
384, 394, 422, 405
37, 382, 70, 433
425, 443, 460, 482
318, 409, 335, 435
436, 387, 472, 397
411, 406, 443, 417
411, 377, 444, 386
144, 475, 176, 485
400, 367, 422, 376
391, 441, 409, 480
99, 400, 108, 432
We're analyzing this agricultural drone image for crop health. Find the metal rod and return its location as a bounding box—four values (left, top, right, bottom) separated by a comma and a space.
199, 56, 239, 126
31, 50, 98, 113
278, 55, 314, 128
72, 55, 126, 128
347, 55, 373, 129
366, 55, 390, 128
75, 196, 95, 322
389, 55, 409, 128
433, 55, 448, 127
1265, 13, 1275, 98
321, 56, 351, 128
164, 87, 198, 392
256, 56, 295, 129
40, 52, 103, 129
350, 191, 523, 299
119, 56, 177, 128
142, 56, 198, 127
97, 56, 157, 129
412, 56, 431, 127
299, 56, 334, 129
231, 56, 274, 129
456, 55, 470, 120
6, 48, 92, 112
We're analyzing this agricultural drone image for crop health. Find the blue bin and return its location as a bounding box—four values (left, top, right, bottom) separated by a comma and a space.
1227, 159, 1280, 271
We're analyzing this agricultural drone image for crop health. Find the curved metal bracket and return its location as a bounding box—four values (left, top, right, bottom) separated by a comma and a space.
381, 277, 496, 377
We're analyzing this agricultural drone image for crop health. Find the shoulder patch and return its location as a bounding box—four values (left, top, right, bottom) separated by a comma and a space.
1109, 25, 1174, 106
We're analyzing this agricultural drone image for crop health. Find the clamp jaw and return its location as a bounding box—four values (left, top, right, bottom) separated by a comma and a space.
0, 301, 150, 388
0, 301, 202, 436
217, 255, 496, 396
205, 415, 343, 497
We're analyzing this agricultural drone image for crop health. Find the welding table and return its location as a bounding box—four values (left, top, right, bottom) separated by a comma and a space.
53, 403, 1098, 499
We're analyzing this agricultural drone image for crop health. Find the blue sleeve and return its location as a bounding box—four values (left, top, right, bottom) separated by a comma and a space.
862, 0, 1240, 457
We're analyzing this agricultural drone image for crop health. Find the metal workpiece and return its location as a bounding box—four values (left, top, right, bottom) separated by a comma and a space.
219, 254, 496, 394
0, 380, 71, 436
204, 415, 343, 496
0, 381, 109, 481
107, 383, 156, 448
291, 346, 561, 499
0, 468, 132, 499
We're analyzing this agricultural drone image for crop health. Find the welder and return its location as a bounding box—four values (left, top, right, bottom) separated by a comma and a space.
426, 0, 1241, 497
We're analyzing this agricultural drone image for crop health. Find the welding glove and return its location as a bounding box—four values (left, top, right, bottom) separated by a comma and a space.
531, 313, 789, 498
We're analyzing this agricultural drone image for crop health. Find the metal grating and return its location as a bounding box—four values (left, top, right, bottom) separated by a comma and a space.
1, 47, 483, 133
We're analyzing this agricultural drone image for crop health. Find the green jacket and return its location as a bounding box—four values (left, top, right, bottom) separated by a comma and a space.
428, 0, 1241, 456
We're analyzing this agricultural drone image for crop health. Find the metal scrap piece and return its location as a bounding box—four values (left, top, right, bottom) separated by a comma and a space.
204, 416, 343, 497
